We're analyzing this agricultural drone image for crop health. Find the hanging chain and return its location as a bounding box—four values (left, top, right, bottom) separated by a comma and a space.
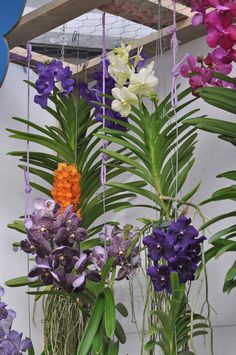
60, 24, 66, 62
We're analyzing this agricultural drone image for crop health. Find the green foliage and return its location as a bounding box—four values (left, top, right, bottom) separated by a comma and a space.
195, 81, 236, 115
96, 88, 202, 220
186, 82, 236, 293
146, 273, 208, 355
7, 89, 134, 231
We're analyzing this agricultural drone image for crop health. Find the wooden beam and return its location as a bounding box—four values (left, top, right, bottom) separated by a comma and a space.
161, 0, 192, 17
6, 0, 111, 49
76, 16, 205, 81
10, 47, 78, 74
99, 0, 188, 29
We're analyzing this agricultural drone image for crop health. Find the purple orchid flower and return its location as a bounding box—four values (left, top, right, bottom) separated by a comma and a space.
143, 229, 175, 262
78, 60, 128, 131
89, 246, 107, 271
97, 224, 140, 281
144, 216, 205, 293
147, 265, 172, 293
52, 246, 79, 273
0, 287, 32, 354
169, 256, 198, 283
34, 60, 75, 109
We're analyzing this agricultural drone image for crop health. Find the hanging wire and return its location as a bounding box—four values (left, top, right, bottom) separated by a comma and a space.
60, 24, 66, 62
72, 30, 80, 165
25, 42, 32, 340
101, 12, 108, 255
171, 0, 180, 219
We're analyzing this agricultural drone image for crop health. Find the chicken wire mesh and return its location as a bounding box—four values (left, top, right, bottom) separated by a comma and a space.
23, 0, 177, 64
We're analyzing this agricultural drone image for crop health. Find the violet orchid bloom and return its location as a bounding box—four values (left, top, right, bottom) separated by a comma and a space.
166, 216, 206, 256
32, 198, 60, 218
116, 250, 140, 281
34, 60, 75, 109
107, 236, 131, 264
105, 224, 138, 264
147, 265, 172, 293
89, 246, 107, 271
0, 287, 32, 354
179, 236, 206, 263
99, 225, 122, 242
52, 268, 86, 292
28, 256, 56, 285
143, 229, 174, 262
26, 231, 51, 258
0, 331, 32, 355
52, 246, 80, 273
34, 94, 48, 109
166, 216, 198, 246
144, 216, 205, 292
169, 256, 198, 283
55, 212, 87, 247
78, 60, 128, 131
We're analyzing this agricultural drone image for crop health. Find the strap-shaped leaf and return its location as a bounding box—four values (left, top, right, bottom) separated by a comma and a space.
104, 287, 116, 337
77, 293, 105, 355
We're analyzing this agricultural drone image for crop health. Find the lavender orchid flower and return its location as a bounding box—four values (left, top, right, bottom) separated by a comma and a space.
21, 199, 100, 293
96, 224, 140, 281
0, 287, 32, 354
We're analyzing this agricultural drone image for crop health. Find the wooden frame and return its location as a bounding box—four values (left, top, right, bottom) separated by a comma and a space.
8, 0, 203, 82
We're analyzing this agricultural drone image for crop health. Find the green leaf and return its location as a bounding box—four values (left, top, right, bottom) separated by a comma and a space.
104, 287, 116, 338
225, 261, 236, 282
77, 293, 105, 355
200, 211, 236, 230
108, 341, 119, 355
91, 325, 103, 355
99, 258, 114, 290
144, 340, 156, 352
115, 320, 126, 344
28, 346, 35, 355
211, 72, 236, 85
81, 238, 102, 250
217, 170, 236, 181
209, 225, 236, 243
223, 279, 236, 293
5, 276, 43, 288
116, 303, 128, 318
30, 182, 52, 197
7, 220, 26, 234
185, 117, 236, 139
215, 240, 236, 258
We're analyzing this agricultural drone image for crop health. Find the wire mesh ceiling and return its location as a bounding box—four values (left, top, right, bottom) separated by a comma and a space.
24, 0, 174, 63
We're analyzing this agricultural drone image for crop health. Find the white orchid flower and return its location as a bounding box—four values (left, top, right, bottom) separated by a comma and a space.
132, 46, 144, 68
113, 42, 132, 64
111, 87, 138, 117
108, 53, 134, 86
129, 61, 159, 97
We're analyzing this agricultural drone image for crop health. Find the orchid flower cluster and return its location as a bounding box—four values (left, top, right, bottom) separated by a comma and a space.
20, 198, 100, 292
91, 224, 140, 281
0, 286, 32, 354
78, 60, 128, 131
34, 60, 75, 109
78, 43, 157, 129
20, 199, 140, 292
181, 0, 236, 91
143, 216, 206, 293
107, 43, 159, 117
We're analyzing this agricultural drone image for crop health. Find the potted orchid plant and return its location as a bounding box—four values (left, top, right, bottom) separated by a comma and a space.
4, 39, 212, 354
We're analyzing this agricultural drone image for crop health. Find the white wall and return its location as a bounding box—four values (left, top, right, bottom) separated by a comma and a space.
0, 35, 235, 355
